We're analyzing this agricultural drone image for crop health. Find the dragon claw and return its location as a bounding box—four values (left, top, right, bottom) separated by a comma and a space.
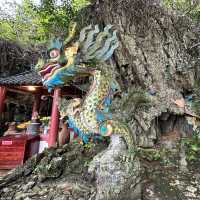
120, 147, 137, 163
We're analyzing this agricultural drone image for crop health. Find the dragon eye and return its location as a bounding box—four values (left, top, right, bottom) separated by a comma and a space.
49, 49, 60, 58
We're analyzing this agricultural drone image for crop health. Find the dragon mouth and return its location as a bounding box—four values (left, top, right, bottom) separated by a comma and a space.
39, 62, 61, 79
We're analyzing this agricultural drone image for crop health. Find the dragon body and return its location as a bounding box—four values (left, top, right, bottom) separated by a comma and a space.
36, 24, 135, 149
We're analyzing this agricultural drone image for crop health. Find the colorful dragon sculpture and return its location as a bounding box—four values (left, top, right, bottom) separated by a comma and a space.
36, 23, 135, 149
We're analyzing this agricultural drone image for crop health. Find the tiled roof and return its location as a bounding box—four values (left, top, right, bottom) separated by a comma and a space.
0, 71, 42, 86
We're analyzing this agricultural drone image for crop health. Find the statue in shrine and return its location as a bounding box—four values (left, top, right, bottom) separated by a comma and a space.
4, 122, 17, 136
36, 23, 135, 149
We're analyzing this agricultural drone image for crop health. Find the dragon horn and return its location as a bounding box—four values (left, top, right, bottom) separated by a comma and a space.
64, 22, 77, 44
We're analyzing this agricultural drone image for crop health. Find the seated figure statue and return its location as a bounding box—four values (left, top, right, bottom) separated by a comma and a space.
4, 122, 17, 136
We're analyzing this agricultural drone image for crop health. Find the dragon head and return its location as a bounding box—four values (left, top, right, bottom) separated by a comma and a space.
36, 23, 119, 92
35, 22, 80, 92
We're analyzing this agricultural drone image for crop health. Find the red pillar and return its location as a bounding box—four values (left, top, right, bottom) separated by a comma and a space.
32, 94, 41, 117
0, 86, 7, 118
48, 88, 61, 147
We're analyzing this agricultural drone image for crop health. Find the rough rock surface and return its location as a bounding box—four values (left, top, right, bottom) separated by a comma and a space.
143, 163, 200, 200
141, 141, 200, 200
0, 138, 141, 200
0, 39, 40, 77
0, 144, 98, 200
79, 0, 200, 147
88, 135, 141, 200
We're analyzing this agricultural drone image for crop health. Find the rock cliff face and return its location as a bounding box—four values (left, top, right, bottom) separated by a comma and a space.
0, 39, 40, 77
78, 0, 200, 146
84, 0, 199, 90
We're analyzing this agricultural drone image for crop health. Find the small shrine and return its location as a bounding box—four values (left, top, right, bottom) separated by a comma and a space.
0, 70, 82, 169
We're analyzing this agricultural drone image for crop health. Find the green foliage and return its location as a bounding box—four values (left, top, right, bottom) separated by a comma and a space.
84, 141, 95, 149
72, 0, 90, 11
137, 147, 170, 162
0, 0, 90, 44
163, 0, 200, 21
192, 99, 200, 116
181, 131, 200, 161
0, 20, 16, 41
192, 79, 200, 115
